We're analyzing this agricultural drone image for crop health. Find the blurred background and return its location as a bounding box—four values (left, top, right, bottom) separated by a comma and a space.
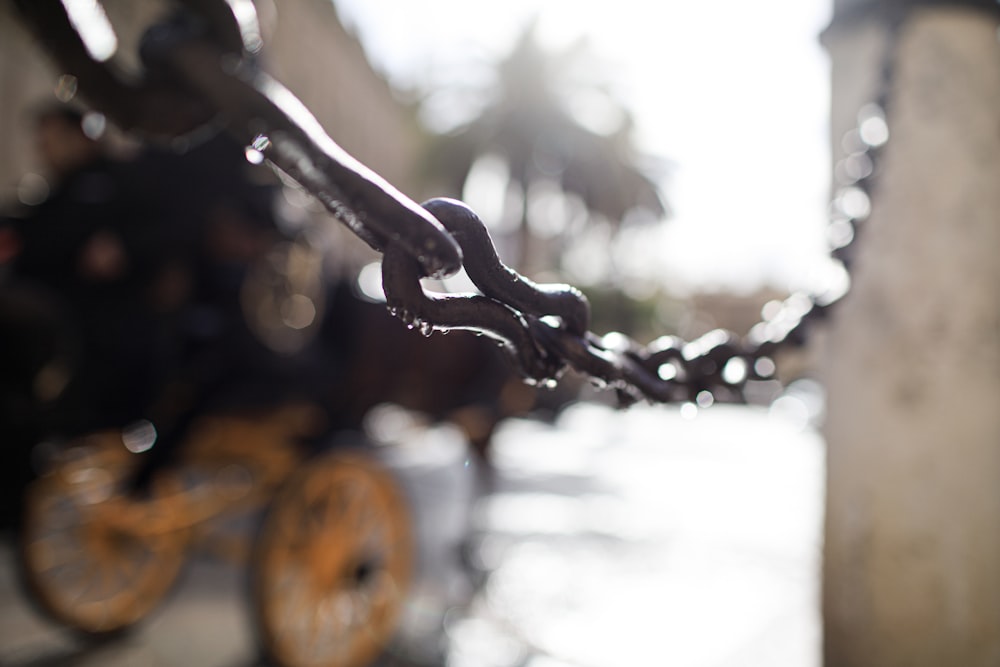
1, 1, 998, 666
0, 0, 837, 343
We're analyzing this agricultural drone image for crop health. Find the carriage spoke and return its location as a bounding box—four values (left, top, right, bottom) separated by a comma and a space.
255, 453, 412, 667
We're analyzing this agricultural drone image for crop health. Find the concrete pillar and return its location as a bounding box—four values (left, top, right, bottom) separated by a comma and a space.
822, 3, 1000, 665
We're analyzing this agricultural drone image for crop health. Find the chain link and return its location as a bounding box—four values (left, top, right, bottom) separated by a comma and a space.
15, 0, 907, 406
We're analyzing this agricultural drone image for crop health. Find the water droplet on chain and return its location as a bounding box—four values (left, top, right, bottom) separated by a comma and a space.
245, 147, 264, 164
245, 134, 272, 165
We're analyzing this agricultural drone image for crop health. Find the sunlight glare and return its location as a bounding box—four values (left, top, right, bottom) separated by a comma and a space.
463, 154, 509, 226
754, 357, 777, 378
81, 111, 106, 140
835, 187, 871, 220
526, 180, 569, 238
657, 361, 679, 381
61, 0, 118, 62
357, 261, 385, 301
722, 357, 748, 385
827, 217, 855, 249
280, 294, 316, 329
17, 173, 49, 206
565, 88, 627, 136
857, 103, 889, 147
122, 419, 157, 453
335, 0, 833, 292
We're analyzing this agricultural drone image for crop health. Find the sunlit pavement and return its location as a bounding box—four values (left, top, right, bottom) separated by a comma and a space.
435, 401, 824, 667
0, 400, 823, 667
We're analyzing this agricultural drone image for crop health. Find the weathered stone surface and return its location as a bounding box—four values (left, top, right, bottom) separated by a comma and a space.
822, 6, 1000, 666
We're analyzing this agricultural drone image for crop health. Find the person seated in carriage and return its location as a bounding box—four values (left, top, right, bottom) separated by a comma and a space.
1, 101, 536, 517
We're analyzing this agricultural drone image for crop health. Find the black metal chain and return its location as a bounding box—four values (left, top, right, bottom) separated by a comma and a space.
12, 0, 925, 407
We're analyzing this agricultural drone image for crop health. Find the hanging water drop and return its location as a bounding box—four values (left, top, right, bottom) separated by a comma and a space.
245, 134, 272, 165
244, 146, 264, 164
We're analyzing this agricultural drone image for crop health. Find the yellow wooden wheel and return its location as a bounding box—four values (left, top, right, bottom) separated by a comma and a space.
18, 441, 187, 635
252, 450, 413, 667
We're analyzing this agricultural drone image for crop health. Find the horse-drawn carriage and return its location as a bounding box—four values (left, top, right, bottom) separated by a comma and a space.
4, 194, 530, 667
20, 406, 412, 667
1, 100, 530, 667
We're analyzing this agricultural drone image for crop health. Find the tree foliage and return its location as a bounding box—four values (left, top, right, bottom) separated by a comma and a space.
422, 24, 669, 278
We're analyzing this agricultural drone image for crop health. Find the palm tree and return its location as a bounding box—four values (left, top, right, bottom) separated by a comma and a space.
422, 23, 669, 281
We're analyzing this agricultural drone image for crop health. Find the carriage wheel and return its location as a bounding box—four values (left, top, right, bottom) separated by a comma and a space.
252, 450, 413, 667
18, 448, 187, 635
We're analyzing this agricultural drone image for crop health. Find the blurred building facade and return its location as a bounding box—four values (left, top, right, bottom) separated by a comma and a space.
0, 0, 424, 221
821, 1, 1000, 665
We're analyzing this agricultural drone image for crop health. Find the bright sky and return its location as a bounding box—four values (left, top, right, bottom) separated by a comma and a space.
334, 0, 836, 295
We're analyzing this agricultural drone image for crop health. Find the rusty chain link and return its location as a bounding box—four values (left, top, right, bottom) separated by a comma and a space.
14, 0, 911, 407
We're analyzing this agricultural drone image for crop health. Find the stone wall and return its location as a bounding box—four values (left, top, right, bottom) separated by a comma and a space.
821, 4, 1000, 665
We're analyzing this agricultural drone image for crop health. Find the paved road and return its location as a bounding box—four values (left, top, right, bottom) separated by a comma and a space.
0, 400, 823, 667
